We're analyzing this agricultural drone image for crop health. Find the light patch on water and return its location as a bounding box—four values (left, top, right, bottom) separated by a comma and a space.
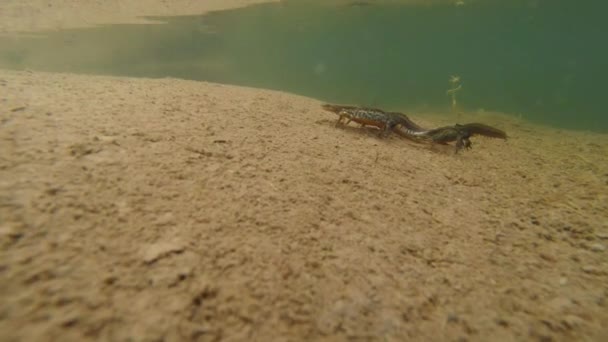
313, 62, 327, 75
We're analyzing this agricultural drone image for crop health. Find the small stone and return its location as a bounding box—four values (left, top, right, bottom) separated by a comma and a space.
590, 243, 606, 252
70, 143, 97, 157
154, 212, 175, 226
570, 254, 581, 263
495, 318, 509, 327
60, 314, 80, 327
447, 313, 459, 323
141, 240, 185, 264
581, 265, 605, 275
45, 187, 62, 196
10, 106, 26, 112
95, 135, 119, 145
559, 277, 568, 286
547, 297, 573, 312
103, 276, 118, 285
596, 232, 608, 240
561, 315, 585, 329
0, 224, 23, 239
539, 253, 556, 262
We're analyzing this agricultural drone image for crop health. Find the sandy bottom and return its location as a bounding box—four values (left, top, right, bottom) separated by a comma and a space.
1, 1, 608, 341
1, 69, 607, 341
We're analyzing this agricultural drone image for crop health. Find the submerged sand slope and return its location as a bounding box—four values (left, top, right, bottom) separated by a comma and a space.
1, 69, 607, 341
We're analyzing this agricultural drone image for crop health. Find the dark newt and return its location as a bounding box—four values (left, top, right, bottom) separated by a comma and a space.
394, 123, 507, 153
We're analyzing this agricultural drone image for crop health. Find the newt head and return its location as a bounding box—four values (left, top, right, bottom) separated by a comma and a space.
321, 103, 361, 115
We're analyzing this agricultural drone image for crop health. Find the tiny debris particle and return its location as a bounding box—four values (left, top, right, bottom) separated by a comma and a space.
562, 315, 585, 329
70, 143, 97, 157
60, 315, 79, 328
590, 243, 606, 252
45, 187, 62, 196
539, 253, 556, 262
11, 106, 27, 112
495, 318, 509, 327
447, 313, 459, 323
103, 276, 118, 285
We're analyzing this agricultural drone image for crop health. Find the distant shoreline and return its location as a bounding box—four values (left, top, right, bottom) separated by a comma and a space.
0, 0, 280, 33
0, 0, 486, 34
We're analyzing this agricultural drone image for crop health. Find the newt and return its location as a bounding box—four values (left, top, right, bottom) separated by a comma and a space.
394, 122, 508, 153
321, 103, 422, 137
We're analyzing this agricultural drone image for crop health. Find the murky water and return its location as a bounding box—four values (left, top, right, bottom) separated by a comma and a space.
1, 0, 606, 131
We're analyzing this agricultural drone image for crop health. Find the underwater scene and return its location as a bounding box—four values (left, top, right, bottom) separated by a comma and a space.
1, 0, 606, 131
2, 1, 608, 341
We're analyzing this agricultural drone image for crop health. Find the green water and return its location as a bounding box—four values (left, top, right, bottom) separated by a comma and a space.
1, 0, 607, 131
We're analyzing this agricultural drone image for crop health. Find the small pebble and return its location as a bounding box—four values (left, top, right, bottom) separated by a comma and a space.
154, 212, 175, 226
590, 243, 606, 252
581, 265, 604, 275
447, 313, 459, 323
547, 297, 572, 312
562, 315, 585, 329
10, 106, 26, 112
559, 277, 568, 286
596, 232, 608, 240
0, 224, 23, 239
495, 318, 509, 327
141, 240, 185, 264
